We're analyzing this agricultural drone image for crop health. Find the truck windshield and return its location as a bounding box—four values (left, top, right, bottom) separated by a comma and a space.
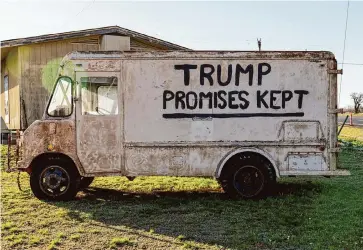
47, 76, 73, 117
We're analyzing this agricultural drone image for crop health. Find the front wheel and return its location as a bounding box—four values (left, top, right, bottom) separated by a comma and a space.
30, 157, 81, 201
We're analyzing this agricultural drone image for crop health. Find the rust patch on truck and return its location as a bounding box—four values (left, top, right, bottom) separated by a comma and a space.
20, 119, 84, 174
87, 60, 121, 72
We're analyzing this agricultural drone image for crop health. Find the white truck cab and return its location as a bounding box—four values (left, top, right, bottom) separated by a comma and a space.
15, 51, 349, 200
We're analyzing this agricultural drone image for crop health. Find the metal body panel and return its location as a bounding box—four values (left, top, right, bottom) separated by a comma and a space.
75, 71, 122, 174
280, 170, 350, 176
17, 119, 85, 175
288, 153, 324, 171
18, 51, 344, 178
76, 115, 121, 173
122, 59, 328, 143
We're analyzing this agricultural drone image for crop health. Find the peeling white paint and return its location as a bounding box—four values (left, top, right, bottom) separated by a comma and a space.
18, 51, 349, 177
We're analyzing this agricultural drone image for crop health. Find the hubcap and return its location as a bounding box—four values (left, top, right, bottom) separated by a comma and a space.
39, 165, 70, 197
233, 165, 265, 198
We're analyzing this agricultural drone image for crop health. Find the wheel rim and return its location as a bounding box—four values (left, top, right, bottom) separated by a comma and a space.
233, 165, 265, 198
39, 165, 70, 197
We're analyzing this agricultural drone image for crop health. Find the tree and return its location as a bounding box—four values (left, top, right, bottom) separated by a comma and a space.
350, 92, 363, 113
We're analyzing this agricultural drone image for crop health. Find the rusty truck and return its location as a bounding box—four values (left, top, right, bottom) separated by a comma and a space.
11, 50, 350, 200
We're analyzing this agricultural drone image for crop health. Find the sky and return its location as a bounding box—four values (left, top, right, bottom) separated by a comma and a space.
0, 0, 361, 108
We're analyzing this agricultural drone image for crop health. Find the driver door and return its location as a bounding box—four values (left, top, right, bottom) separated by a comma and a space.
75, 72, 122, 174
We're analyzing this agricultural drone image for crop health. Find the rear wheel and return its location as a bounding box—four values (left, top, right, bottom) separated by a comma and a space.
30, 157, 80, 201
218, 153, 276, 199
79, 177, 94, 189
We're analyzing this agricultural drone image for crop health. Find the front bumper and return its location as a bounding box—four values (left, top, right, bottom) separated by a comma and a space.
280, 170, 351, 176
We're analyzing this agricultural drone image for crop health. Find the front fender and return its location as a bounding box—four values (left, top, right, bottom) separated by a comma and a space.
21, 119, 85, 174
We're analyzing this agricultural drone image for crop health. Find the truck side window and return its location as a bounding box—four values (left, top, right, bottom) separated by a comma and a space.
47, 76, 73, 117
80, 77, 118, 115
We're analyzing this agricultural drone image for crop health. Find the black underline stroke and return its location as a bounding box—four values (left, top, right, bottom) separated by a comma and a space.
163, 112, 305, 119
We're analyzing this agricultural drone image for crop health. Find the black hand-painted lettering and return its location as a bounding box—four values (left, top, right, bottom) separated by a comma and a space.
238, 91, 250, 109
163, 112, 305, 119
200, 64, 215, 85
235, 64, 253, 86
174, 64, 197, 86
294, 90, 309, 109
213, 92, 218, 108
163, 90, 174, 109
228, 91, 239, 109
282, 90, 293, 109
257, 90, 269, 108
175, 91, 186, 109
217, 64, 232, 86
199, 92, 213, 109
186, 91, 198, 110
217, 90, 227, 109
166, 62, 309, 117
257, 63, 271, 85
270, 90, 281, 109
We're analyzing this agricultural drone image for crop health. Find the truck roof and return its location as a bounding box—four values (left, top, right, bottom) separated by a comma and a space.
64, 50, 336, 61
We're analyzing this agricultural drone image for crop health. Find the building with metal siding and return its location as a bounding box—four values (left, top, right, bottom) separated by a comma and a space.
0, 26, 189, 132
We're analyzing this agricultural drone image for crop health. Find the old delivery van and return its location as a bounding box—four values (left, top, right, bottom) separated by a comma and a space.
14, 51, 349, 200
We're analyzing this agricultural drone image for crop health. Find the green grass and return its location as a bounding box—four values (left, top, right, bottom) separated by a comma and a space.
70, 234, 80, 241
1, 145, 363, 249
339, 126, 363, 142
29, 236, 42, 246
48, 238, 61, 250
177, 235, 187, 241
1, 222, 14, 230
338, 126, 363, 149
109, 237, 135, 248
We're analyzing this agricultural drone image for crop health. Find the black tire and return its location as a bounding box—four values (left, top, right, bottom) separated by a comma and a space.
218, 153, 276, 199
79, 177, 94, 189
30, 156, 81, 201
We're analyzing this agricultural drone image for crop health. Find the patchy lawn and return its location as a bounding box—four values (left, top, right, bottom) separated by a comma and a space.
339, 126, 363, 142
1, 147, 363, 250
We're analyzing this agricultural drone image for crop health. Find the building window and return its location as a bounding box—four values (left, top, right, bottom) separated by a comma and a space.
4, 75, 9, 124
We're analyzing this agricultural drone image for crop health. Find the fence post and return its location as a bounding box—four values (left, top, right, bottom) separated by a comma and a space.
350, 113, 353, 126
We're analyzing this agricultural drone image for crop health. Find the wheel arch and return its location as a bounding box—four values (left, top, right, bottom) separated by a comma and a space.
27, 152, 82, 175
215, 147, 280, 179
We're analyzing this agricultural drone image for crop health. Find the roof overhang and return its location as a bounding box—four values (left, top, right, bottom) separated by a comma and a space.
0, 26, 190, 51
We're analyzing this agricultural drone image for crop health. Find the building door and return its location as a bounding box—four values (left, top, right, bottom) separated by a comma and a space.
75, 72, 122, 174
